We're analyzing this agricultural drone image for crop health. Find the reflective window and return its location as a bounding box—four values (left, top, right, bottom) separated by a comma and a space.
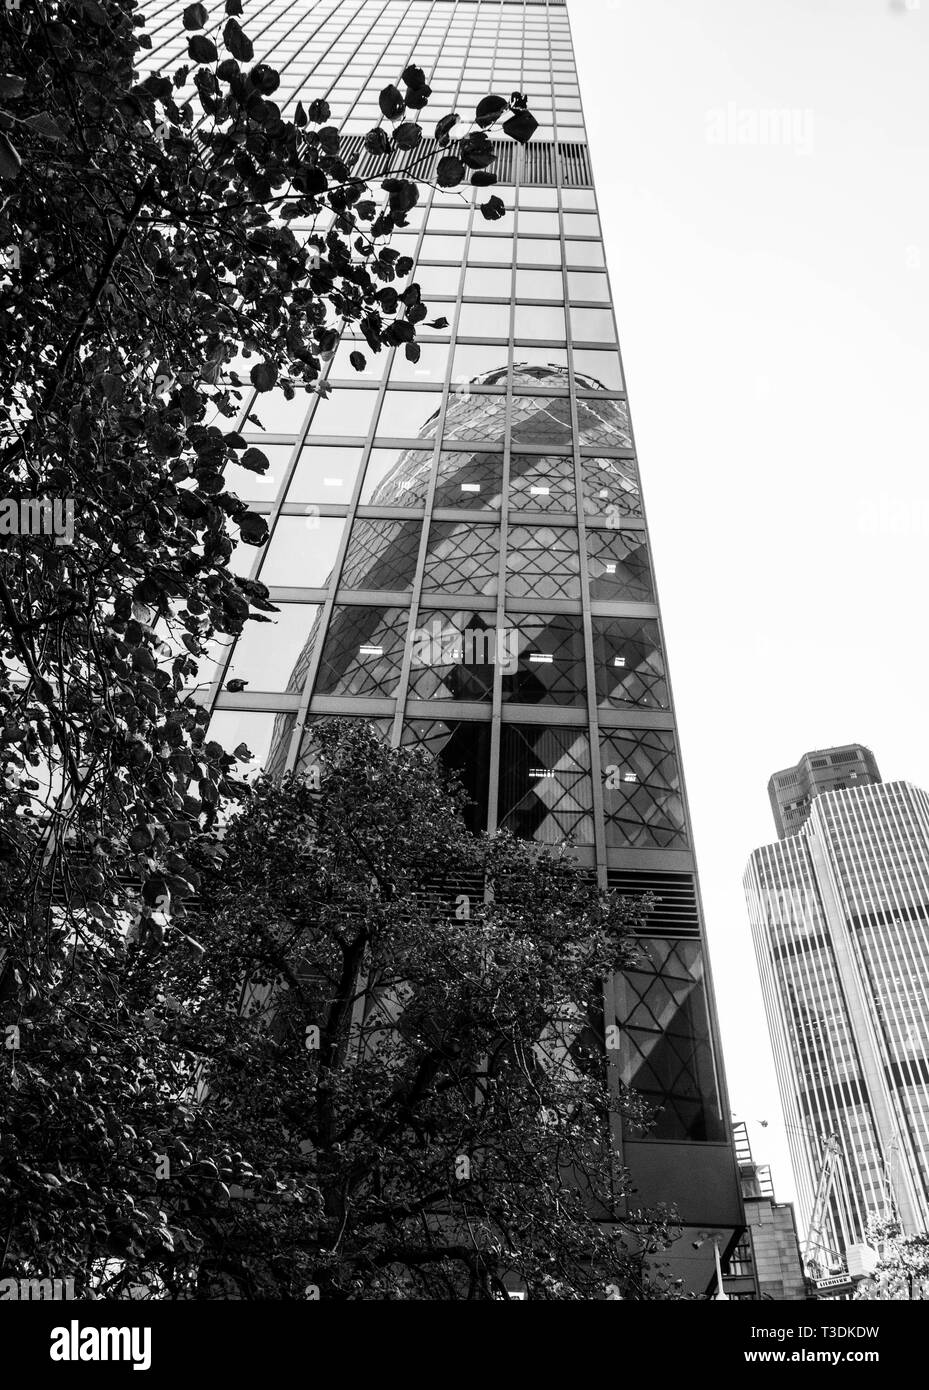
613, 939, 724, 1140
510, 348, 569, 376
563, 213, 601, 237
259, 516, 346, 589
464, 265, 512, 297
390, 342, 450, 384
458, 301, 510, 337
565, 240, 605, 268
509, 452, 576, 513
581, 456, 642, 520
422, 521, 499, 595
586, 529, 653, 602
224, 604, 322, 694
452, 344, 510, 383
375, 389, 443, 439
208, 710, 296, 784
410, 265, 458, 295
574, 349, 624, 392
328, 339, 386, 381
506, 524, 580, 600
434, 449, 504, 509
419, 232, 467, 260
288, 445, 362, 504
498, 725, 593, 845
515, 268, 563, 299
520, 187, 559, 209
592, 617, 669, 708
513, 303, 566, 339
570, 307, 617, 343
567, 272, 611, 304
516, 237, 563, 266
226, 443, 293, 502
468, 236, 516, 264
407, 608, 497, 703
314, 604, 409, 698
576, 395, 632, 448
247, 387, 314, 435
562, 190, 596, 209
310, 388, 378, 437
341, 518, 422, 591
518, 210, 558, 235
509, 388, 574, 448
501, 613, 586, 706
443, 391, 509, 443
600, 729, 687, 849
401, 719, 492, 834
360, 447, 433, 506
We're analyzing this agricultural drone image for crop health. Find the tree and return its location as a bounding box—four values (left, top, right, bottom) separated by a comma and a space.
853, 1218, 929, 1300
0, 722, 682, 1300
0, 0, 537, 987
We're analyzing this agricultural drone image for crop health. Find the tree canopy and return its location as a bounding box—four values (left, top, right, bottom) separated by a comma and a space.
2, 721, 681, 1300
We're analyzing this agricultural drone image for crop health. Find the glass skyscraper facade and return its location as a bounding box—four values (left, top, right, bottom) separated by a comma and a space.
143, 0, 742, 1286
745, 747, 929, 1269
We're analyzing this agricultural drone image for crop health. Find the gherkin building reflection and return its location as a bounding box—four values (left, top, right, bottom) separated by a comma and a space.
267, 362, 658, 856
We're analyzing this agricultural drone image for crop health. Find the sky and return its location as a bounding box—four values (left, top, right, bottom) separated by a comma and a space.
570, 0, 929, 1215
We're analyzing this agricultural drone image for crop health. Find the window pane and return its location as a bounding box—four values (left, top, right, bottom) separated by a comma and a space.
517, 237, 563, 266
574, 349, 624, 391
422, 521, 499, 595
586, 529, 654, 602
248, 387, 314, 434
498, 725, 593, 846
314, 604, 408, 698
501, 613, 586, 706
592, 616, 669, 709
288, 445, 362, 504
581, 456, 642, 520
514, 303, 566, 339
458, 301, 510, 337
375, 389, 443, 439
570, 307, 617, 343
226, 443, 292, 502
434, 449, 504, 509
225, 604, 321, 693
506, 524, 580, 599
259, 516, 346, 588
208, 711, 295, 782
408, 608, 497, 703
401, 719, 492, 834
464, 265, 512, 296
509, 452, 576, 512
361, 447, 433, 505
340, 518, 422, 591
310, 389, 377, 437
565, 239, 605, 268
568, 271, 611, 304
468, 236, 516, 264
515, 268, 563, 298
390, 342, 450, 384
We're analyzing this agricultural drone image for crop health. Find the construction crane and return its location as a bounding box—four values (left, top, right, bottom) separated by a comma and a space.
804, 1133, 842, 1279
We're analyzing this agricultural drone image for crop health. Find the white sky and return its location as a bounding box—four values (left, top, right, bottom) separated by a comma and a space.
571, 0, 929, 1216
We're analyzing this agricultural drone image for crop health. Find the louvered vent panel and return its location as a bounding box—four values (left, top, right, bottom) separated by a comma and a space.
606, 870, 702, 938
339, 138, 590, 188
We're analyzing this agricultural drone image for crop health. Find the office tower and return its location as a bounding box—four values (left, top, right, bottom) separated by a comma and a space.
768, 744, 883, 840
745, 745, 929, 1271
144, 0, 742, 1287
723, 1123, 806, 1301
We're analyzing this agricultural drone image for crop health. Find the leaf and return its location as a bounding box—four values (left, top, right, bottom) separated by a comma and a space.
379, 85, 406, 120
308, 98, 330, 123
188, 34, 218, 64
436, 155, 465, 188
470, 171, 498, 187
404, 342, 421, 364
434, 112, 459, 144
232, 742, 252, 759
479, 195, 506, 222
249, 361, 278, 392
182, 2, 208, 28
460, 132, 495, 170
225, 0, 243, 11
394, 121, 422, 150
349, 351, 367, 372
223, 18, 254, 62
249, 64, 280, 96
21, 113, 67, 141
425, 317, 449, 330
476, 94, 508, 128
0, 133, 21, 181
294, 101, 307, 127
239, 447, 270, 473
402, 65, 426, 91
225, 678, 248, 693
364, 127, 390, 157
502, 109, 539, 144
238, 512, 269, 546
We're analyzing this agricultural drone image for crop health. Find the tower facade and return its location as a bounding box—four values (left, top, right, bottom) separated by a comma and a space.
145, 0, 742, 1285
746, 753, 929, 1268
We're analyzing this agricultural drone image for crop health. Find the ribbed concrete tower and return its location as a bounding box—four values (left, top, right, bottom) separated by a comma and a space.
746, 749, 929, 1267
